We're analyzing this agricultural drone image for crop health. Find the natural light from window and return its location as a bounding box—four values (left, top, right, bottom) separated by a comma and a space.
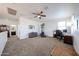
58, 21, 66, 30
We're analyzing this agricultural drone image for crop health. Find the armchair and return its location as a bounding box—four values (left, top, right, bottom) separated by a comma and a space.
53, 30, 64, 40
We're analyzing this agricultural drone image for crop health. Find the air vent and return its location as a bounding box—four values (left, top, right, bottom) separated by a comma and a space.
8, 8, 17, 15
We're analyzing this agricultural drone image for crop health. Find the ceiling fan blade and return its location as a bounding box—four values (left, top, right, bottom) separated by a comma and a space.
41, 15, 46, 17
34, 16, 37, 18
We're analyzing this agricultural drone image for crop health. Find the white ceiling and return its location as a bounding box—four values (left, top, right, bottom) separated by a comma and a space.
0, 3, 79, 21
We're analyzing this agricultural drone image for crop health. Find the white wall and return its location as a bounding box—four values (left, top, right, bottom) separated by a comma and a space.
65, 18, 72, 34
17, 17, 41, 39
0, 18, 18, 25
44, 21, 57, 37
72, 16, 79, 55
0, 31, 7, 55
73, 30, 79, 55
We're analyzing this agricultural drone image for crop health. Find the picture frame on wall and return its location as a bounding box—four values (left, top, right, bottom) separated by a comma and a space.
29, 25, 35, 29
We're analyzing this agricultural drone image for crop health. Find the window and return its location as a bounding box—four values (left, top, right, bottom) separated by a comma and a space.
58, 21, 66, 30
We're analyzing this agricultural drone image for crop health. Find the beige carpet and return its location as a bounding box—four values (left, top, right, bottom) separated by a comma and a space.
2, 36, 74, 56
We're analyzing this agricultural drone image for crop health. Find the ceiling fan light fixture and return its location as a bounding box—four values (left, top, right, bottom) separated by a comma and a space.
32, 11, 46, 19
38, 15, 41, 18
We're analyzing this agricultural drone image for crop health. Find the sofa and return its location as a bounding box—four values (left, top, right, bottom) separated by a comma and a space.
29, 32, 38, 38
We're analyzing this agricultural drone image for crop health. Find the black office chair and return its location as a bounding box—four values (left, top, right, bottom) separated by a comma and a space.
55, 30, 64, 40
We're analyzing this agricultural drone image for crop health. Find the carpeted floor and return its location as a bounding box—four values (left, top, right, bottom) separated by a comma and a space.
2, 36, 75, 56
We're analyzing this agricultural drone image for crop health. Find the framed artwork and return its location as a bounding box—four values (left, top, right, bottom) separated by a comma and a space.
29, 25, 35, 29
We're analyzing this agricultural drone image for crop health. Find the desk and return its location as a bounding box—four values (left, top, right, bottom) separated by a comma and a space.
64, 35, 73, 45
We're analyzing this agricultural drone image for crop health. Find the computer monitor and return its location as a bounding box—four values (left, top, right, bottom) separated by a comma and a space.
63, 29, 67, 33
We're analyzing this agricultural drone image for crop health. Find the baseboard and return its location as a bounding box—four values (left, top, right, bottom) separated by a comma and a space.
45, 35, 53, 37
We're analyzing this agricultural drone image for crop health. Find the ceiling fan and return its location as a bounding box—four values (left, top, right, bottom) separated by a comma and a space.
32, 11, 46, 19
